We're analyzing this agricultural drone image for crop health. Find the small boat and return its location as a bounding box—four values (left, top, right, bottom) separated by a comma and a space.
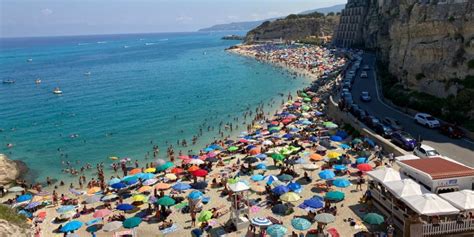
35, 79, 42, 84
53, 87, 63, 94
2, 80, 15, 84
27, 58, 33, 62
84, 72, 91, 76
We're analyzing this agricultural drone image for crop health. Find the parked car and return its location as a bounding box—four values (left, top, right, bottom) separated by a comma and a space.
360, 71, 368, 78
382, 117, 403, 131
391, 131, 417, 151
363, 65, 370, 70
439, 123, 464, 139
414, 113, 440, 128
360, 91, 371, 102
363, 115, 380, 129
373, 122, 393, 138
413, 144, 441, 158
350, 104, 360, 114
354, 109, 367, 121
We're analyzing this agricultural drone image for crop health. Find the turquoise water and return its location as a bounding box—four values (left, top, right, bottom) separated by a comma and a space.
0, 32, 309, 183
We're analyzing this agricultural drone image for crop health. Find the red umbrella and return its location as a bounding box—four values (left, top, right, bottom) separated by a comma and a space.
357, 164, 373, 172
271, 121, 279, 125
178, 155, 189, 160
93, 209, 112, 218
192, 169, 208, 177
171, 168, 184, 174
282, 118, 292, 124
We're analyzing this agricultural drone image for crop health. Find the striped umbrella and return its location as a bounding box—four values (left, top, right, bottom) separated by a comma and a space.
267, 224, 287, 237
291, 218, 312, 230
250, 217, 272, 226
314, 213, 335, 224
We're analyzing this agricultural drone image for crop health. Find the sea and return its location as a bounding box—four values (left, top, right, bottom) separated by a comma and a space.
0, 32, 310, 184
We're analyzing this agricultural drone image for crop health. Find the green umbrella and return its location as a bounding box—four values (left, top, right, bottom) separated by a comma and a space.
227, 177, 239, 184
323, 121, 338, 129
300, 92, 308, 97
301, 105, 310, 111
123, 217, 141, 229
156, 195, 175, 206
352, 138, 363, 144
291, 218, 311, 230
268, 127, 280, 131
303, 97, 311, 102
228, 146, 238, 152
271, 153, 285, 161
363, 213, 385, 225
198, 210, 213, 222
157, 161, 174, 172
325, 191, 345, 201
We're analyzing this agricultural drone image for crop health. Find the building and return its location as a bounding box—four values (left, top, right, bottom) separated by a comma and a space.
397, 158, 474, 193
333, 0, 369, 48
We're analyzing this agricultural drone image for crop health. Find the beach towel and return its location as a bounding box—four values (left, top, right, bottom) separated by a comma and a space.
174, 201, 188, 210
161, 224, 178, 235
202, 197, 210, 204
250, 205, 260, 214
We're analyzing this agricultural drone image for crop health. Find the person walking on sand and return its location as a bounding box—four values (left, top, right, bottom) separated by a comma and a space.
190, 210, 196, 227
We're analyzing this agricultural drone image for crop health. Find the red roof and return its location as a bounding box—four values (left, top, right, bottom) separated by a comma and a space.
400, 158, 474, 180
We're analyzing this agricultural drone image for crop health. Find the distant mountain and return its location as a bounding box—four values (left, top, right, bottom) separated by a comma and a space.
198, 4, 345, 32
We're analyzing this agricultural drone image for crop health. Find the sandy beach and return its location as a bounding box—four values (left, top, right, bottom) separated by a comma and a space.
1, 44, 392, 237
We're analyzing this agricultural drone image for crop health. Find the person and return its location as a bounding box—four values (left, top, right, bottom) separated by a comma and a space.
190, 211, 196, 227
386, 224, 394, 237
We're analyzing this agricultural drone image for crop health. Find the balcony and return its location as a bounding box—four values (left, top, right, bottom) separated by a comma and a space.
421, 219, 474, 236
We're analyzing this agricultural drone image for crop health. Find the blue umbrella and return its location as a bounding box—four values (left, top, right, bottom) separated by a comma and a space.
282, 134, 293, 139
318, 170, 335, 180
303, 198, 324, 209
272, 185, 290, 196
111, 182, 126, 190
333, 164, 347, 171
330, 135, 342, 142
364, 138, 375, 147
339, 144, 351, 149
172, 183, 191, 191
291, 218, 312, 231
204, 147, 214, 152
116, 203, 134, 211
250, 174, 264, 181
287, 182, 301, 191
56, 205, 76, 214
256, 154, 267, 160
108, 178, 121, 185
332, 178, 351, 188
335, 130, 348, 139
256, 163, 267, 170
16, 194, 32, 202
135, 173, 154, 180
188, 190, 203, 200
60, 220, 83, 233
356, 157, 368, 164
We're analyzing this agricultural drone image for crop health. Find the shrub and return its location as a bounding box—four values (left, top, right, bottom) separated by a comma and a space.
463, 75, 474, 89
468, 59, 474, 69
448, 16, 455, 22
415, 73, 425, 80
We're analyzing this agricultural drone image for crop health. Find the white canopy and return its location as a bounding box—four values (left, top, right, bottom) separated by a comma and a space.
367, 167, 402, 183
439, 190, 474, 211
384, 179, 429, 198
395, 154, 419, 161
402, 193, 459, 216
228, 182, 249, 192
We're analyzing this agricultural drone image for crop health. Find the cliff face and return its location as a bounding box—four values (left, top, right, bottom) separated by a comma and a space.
364, 0, 474, 98
0, 154, 23, 185
245, 13, 339, 43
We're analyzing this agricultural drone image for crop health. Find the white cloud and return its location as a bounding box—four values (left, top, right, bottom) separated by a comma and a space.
41, 8, 53, 16
176, 15, 192, 22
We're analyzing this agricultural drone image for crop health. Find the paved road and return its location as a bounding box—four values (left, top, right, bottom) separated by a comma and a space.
350, 53, 474, 167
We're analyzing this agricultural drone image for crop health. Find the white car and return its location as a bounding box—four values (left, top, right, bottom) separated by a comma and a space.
413, 144, 441, 158
414, 113, 440, 128
360, 71, 368, 78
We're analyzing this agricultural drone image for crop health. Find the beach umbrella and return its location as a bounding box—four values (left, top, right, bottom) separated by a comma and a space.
25, 201, 41, 209
323, 122, 338, 129
59, 211, 75, 219
155, 159, 167, 166
314, 213, 335, 224
198, 210, 213, 222
228, 182, 250, 192
291, 218, 312, 231
271, 153, 285, 161
57, 205, 75, 214
101, 194, 118, 201
250, 217, 272, 226
303, 163, 319, 171
171, 167, 184, 174
272, 185, 290, 196
335, 130, 348, 139
250, 184, 266, 193
129, 168, 142, 175
103, 221, 122, 232
144, 167, 156, 173
303, 198, 324, 209
189, 159, 204, 165
325, 191, 345, 201
278, 174, 293, 182
8, 186, 24, 192
330, 136, 343, 142
326, 151, 341, 159
142, 178, 158, 186
188, 190, 203, 200
165, 173, 177, 180
267, 224, 287, 237
332, 178, 351, 188
132, 194, 147, 202
192, 169, 208, 177
364, 138, 376, 147
135, 172, 154, 180
333, 164, 347, 171
357, 164, 373, 172
191, 181, 208, 190
356, 157, 368, 164
87, 187, 101, 194
287, 181, 301, 191
16, 194, 32, 202
188, 165, 200, 172
340, 144, 351, 150
318, 170, 335, 180
256, 154, 267, 160
255, 163, 267, 170
155, 183, 171, 190
122, 175, 138, 184
108, 178, 121, 185
116, 203, 134, 211
280, 192, 300, 202
111, 182, 127, 190
61, 220, 83, 233
157, 196, 175, 206
251, 174, 265, 181
271, 204, 288, 215
363, 213, 385, 225
157, 161, 174, 171
172, 182, 191, 191
244, 157, 258, 163
227, 177, 239, 184
93, 209, 112, 218
86, 224, 103, 233
264, 175, 279, 185
85, 195, 102, 204
310, 153, 323, 161
228, 146, 238, 152
316, 146, 327, 152
85, 218, 102, 226
123, 217, 142, 229
352, 138, 363, 144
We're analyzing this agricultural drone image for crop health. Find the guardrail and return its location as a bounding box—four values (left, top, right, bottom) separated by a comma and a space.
422, 219, 474, 236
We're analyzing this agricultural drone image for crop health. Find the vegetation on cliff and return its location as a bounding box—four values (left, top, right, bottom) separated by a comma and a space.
0, 205, 29, 229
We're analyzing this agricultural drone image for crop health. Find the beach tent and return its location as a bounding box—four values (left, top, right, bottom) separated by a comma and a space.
366, 168, 401, 183
384, 179, 429, 198
439, 190, 474, 211
401, 193, 459, 216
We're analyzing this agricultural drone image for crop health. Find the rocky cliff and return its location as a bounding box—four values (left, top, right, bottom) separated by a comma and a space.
245, 12, 339, 43
363, 0, 473, 98
0, 154, 24, 185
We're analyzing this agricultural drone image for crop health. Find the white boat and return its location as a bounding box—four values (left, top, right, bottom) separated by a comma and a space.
84, 72, 91, 76
27, 58, 33, 62
53, 87, 63, 94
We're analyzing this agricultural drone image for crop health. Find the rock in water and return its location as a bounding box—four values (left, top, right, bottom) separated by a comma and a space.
0, 154, 23, 185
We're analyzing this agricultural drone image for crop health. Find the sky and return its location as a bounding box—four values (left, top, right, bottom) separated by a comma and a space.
0, 0, 347, 38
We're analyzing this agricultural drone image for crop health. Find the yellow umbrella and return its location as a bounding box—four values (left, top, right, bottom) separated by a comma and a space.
280, 192, 300, 202
165, 173, 177, 180
132, 194, 147, 202
250, 184, 266, 193
138, 186, 152, 193
144, 167, 156, 173
109, 156, 119, 160
87, 187, 101, 195
327, 151, 341, 159
155, 183, 171, 190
